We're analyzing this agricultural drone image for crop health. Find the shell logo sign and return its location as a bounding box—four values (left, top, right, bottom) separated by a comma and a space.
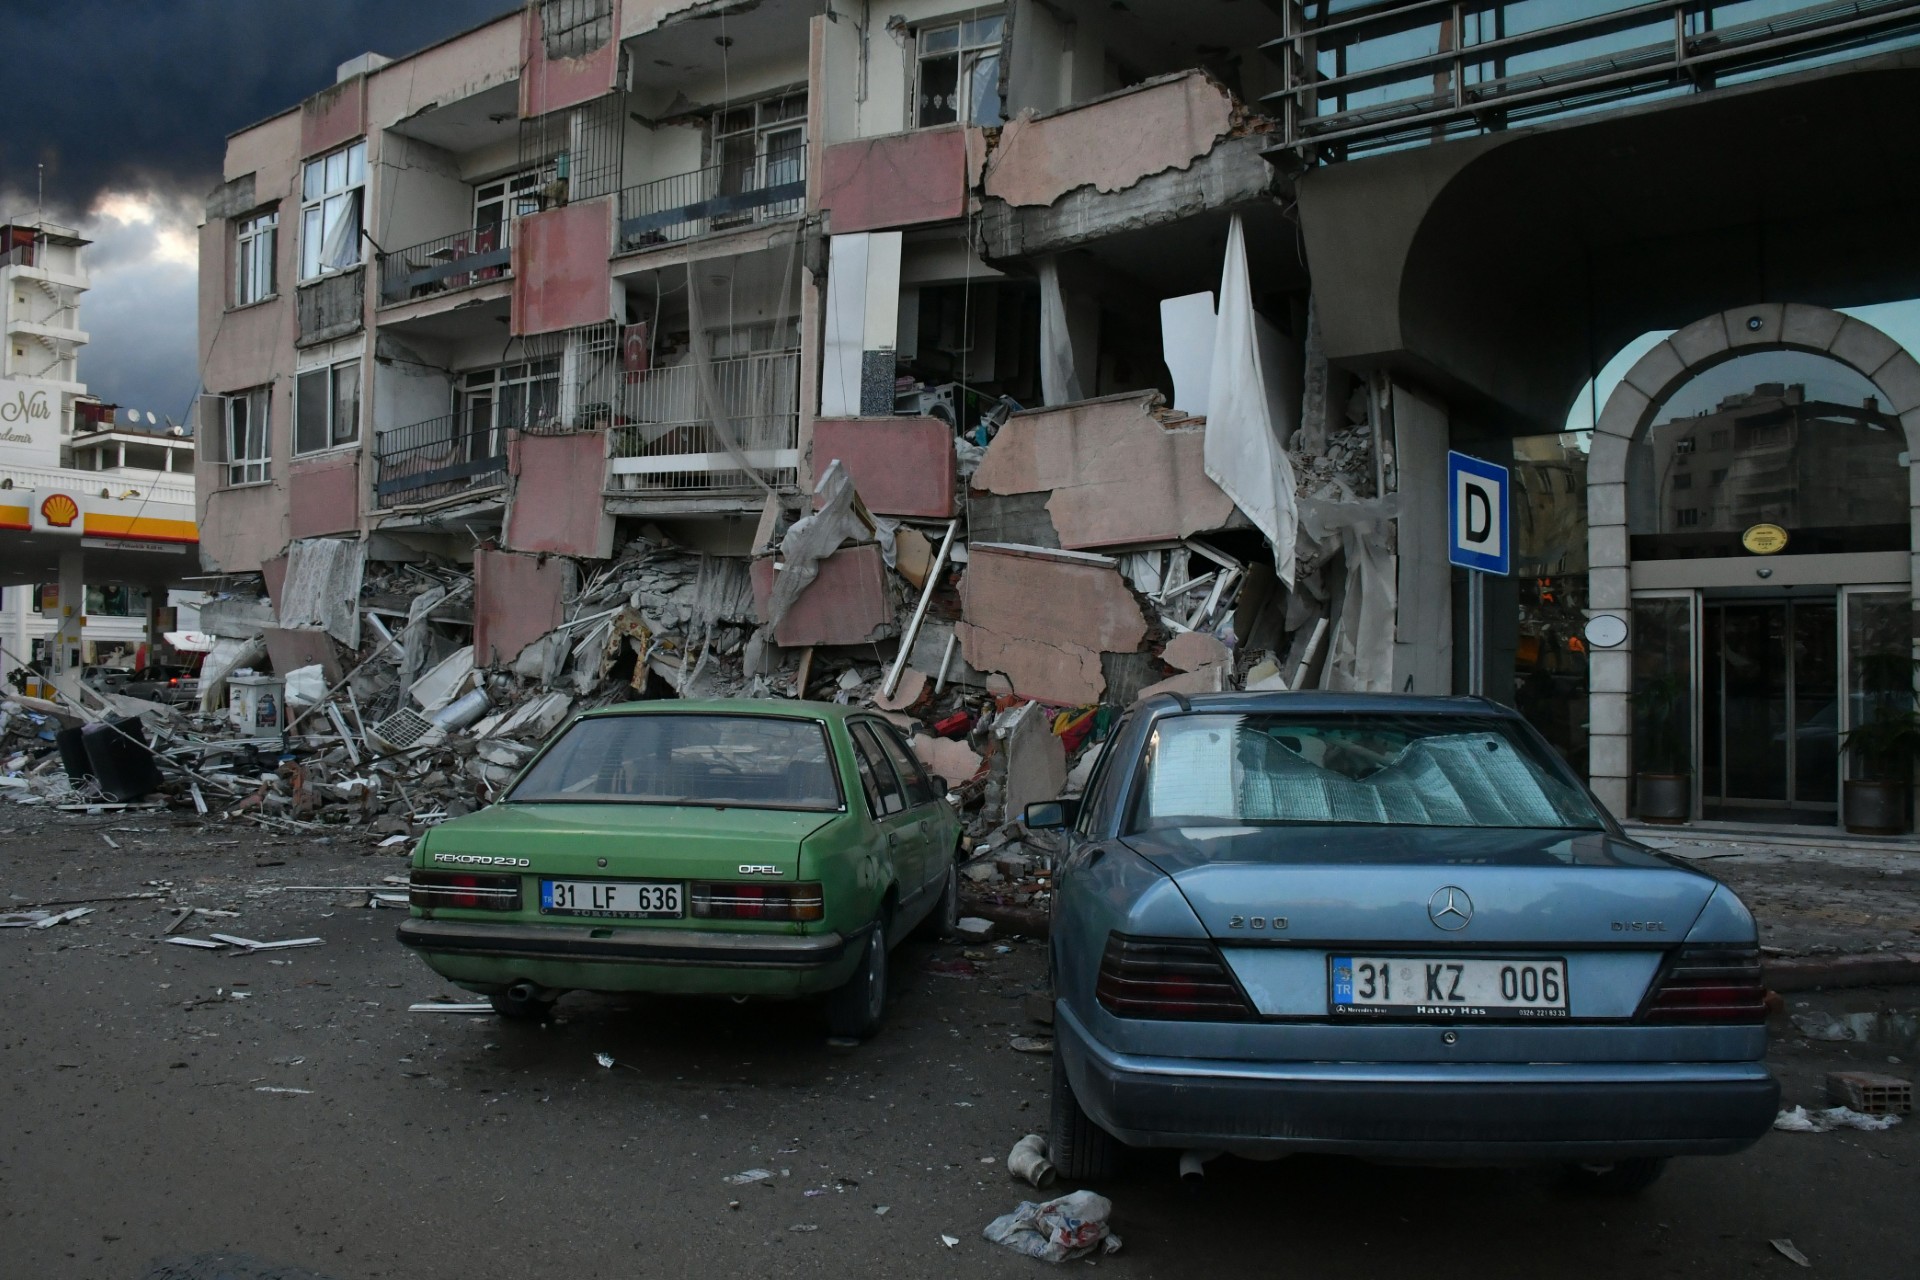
39, 493, 79, 527
31, 491, 83, 534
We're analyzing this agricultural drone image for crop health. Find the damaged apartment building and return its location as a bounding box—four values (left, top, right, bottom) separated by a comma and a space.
195, 0, 1643, 816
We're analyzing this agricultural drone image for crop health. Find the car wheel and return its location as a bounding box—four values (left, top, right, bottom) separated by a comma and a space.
915, 855, 959, 941
826, 920, 888, 1041
1561, 1157, 1667, 1195
1050, 1045, 1122, 1181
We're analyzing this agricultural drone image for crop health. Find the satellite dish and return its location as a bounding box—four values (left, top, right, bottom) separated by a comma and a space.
144, 410, 158, 424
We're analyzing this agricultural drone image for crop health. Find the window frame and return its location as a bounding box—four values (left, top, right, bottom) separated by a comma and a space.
225, 387, 271, 487
456, 357, 562, 459
869, 721, 937, 808
914, 10, 1006, 129
233, 208, 277, 307
294, 359, 362, 456
710, 92, 808, 222
300, 139, 368, 282
473, 167, 548, 230
849, 722, 909, 818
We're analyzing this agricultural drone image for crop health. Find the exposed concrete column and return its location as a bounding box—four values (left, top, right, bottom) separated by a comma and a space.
1389, 380, 1452, 694
50, 546, 84, 697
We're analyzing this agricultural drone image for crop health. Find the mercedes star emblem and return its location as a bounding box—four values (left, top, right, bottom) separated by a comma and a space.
1428, 886, 1473, 931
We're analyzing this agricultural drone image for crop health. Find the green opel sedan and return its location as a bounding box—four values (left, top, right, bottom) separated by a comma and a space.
397, 701, 963, 1039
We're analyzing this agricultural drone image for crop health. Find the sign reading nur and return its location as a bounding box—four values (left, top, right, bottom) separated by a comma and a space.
1447, 451, 1510, 576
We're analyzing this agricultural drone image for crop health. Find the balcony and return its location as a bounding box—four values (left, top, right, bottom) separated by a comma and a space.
374, 410, 507, 510
378, 223, 513, 306
616, 143, 806, 255
607, 350, 800, 494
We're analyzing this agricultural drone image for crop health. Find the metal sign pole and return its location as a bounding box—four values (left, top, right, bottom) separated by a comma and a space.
1468, 569, 1485, 697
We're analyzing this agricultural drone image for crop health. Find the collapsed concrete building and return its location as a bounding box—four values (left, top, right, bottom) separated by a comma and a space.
192, 0, 1920, 830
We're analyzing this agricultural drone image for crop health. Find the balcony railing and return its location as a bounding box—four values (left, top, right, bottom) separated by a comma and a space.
374, 410, 507, 509
378, 222, 514, 305
616, 144, 806, 254
607, 350, 800, 494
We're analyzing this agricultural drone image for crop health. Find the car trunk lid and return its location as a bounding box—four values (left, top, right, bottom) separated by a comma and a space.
421, 803, 837, 881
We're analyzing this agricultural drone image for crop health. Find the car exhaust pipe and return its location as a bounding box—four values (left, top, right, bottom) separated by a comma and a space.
1179, 1149, 1218, 1196
506, 980, 543, 1004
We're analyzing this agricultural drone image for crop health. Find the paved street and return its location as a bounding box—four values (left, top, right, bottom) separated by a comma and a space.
3, 809, 1916, 1280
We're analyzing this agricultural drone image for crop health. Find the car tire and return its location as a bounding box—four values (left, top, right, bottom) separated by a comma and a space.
826, 920, 888, 1041
1050, 1045, 1122, 1181
914, 855, 959, 941
1561, 1157, 1668, 1195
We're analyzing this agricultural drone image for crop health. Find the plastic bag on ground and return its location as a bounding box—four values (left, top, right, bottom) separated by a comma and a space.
982, 1190, 1121, 1262
1774, 1105, 1902, 1133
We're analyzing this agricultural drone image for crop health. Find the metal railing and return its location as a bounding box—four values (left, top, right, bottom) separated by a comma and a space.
378, 222, 514, 305
607, 350, 801, 494
616, 143, 806, 253
1265, 0, 1920, 161
373, 410, 508, 509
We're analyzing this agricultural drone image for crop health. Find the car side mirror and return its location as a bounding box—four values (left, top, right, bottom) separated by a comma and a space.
929, 775, 950, 796
1024, 798, 1079, 830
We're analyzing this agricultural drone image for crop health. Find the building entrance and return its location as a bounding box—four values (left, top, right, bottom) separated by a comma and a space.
1701, 596, 1836, 824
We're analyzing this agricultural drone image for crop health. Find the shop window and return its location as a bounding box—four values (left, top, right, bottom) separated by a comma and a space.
916, 12, 1005, 128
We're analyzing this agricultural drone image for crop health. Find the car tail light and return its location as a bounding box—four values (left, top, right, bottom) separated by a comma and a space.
409, 870, 521, 912
691, 881, 824, 922
1641, 946, 1767, 1024
1095, 934, 1252, 1021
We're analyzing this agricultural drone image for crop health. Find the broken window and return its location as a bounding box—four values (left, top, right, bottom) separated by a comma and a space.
233, 209, 276, 306
301, 139, 366, 281
712, 93, 808, 225
916, 12, 1005, 128
225, 387, 271, 486
457, 359, 561, 457
294, 359, 361, 455
537, 0, 612, 60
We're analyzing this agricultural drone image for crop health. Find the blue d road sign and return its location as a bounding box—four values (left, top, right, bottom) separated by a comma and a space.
1447, 451, 1510, 576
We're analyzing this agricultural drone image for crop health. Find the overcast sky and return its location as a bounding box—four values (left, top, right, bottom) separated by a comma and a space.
0, 1, 513, 421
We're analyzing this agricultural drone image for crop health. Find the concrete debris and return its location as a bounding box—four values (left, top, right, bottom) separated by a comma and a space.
1772, 1104, 1903, 1133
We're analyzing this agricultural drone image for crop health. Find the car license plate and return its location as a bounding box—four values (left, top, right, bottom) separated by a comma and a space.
1330, 955, 1569, 1018
540, 879, 683, 919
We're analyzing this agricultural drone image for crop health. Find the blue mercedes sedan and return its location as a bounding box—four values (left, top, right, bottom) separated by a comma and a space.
1029, 692, 1777, 1192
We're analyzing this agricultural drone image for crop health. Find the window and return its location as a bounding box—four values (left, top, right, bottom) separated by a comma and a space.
916, 12, 1005, 128
1708, 429, 1730, 451
301, 139, 367, 280
1710, 468, 1728, 485
457, 359, 560, 457
234, 209, 277, 306
225, 387, 271, 485
849, 723, 907, 817
1672, 472, 1692, 490
1127, 713, 1602, 834
869, 722, 937, 807
1673, 438, 1695, 455
507, 714, 842, 811
474, 169, 547, 230
295, 360, 361, 454
712, 93, 807, 223
1676, 507, 1700, 527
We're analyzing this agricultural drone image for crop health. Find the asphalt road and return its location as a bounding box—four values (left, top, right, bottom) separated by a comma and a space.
2, 809, 1916, 1280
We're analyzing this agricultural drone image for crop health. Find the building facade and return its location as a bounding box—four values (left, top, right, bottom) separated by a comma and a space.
197, 0, 1920, 829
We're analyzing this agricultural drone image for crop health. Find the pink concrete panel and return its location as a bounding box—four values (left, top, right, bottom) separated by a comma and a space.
750, 542, 893, 647
819, 129, 969, 235
511, 202, 614, 336
970, 393, 1234, 549
983, 71, 1234, 208
300, 78, 366, 159
287, 454, 360, 539
474, 546, 568, 668
520, 0, 622, 118
956, 544, 1148, 705
811, 418, 957, 517
261, 554, 289, 609
506, 429, 614, 557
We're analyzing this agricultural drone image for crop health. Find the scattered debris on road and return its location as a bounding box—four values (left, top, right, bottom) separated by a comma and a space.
1006, 1134, 1057, 1189
1773, 1104, 1903, 1133
983, 1190, 1122, 1262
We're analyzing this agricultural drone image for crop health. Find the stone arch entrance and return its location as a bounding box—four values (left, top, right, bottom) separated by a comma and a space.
1584, 303, 1920, 820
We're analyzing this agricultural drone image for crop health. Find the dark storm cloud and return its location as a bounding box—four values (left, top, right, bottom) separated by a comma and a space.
1, 0, 516, 217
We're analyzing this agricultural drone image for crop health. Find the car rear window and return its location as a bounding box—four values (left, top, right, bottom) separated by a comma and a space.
1129, 713, 1603, 832
508, 714, 843, 811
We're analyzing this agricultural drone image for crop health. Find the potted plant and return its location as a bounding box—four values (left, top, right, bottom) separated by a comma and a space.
1632, 672, 1691, 823
1840, 704, 1920, 834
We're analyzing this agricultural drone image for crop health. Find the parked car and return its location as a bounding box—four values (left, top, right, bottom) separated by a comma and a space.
397, 701, 962, 1038
1032, 692, 1777, 1192
82, 666, 132, 693
118, 664, 200, 706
